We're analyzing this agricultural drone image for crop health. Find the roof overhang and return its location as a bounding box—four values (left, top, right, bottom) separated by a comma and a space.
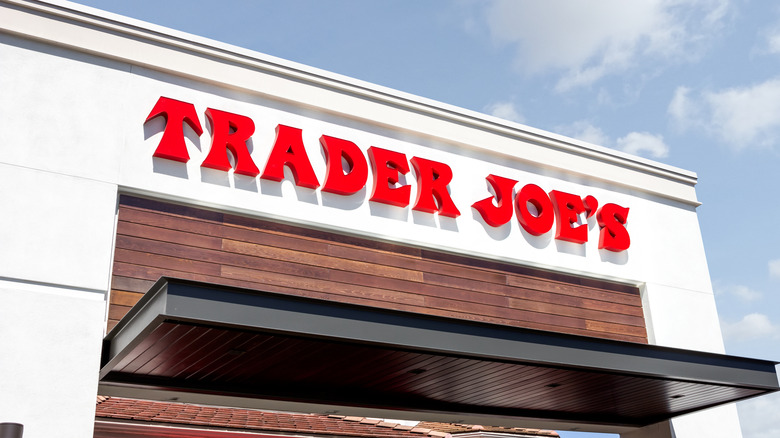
99, 279, 779, 434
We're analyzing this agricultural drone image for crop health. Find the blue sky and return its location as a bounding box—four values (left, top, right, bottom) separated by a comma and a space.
73, 1, 780, 436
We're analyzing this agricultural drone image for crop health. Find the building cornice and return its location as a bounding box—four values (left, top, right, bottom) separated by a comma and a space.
1, 0, 700, 205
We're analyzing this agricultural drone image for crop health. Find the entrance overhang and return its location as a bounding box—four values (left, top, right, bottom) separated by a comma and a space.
99, 279, 779, 434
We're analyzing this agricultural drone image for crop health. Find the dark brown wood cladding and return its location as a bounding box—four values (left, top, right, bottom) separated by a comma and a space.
108, 195, 647, 343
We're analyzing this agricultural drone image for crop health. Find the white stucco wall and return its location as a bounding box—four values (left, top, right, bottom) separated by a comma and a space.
0, 164, 117, 437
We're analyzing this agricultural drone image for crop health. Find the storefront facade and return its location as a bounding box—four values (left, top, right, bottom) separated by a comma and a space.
0, 1, 777, 437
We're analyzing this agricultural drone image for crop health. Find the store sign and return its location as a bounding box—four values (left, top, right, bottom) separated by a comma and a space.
145, 96, 631, 251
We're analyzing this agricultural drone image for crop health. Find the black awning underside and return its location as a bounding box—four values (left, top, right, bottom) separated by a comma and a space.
99, 278, 779, 431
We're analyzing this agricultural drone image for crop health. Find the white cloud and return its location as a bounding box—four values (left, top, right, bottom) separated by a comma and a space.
769, 259, 780, 279
557, 120, 611, 146
668, 86, 700, 128
765, 30, 780, 54
755, 19, 780, 56
485, 101, 525, 123
706, 79, 780, 148
615, 132, 669, 158
729, 285, 762, 301
557, 121, 670, 159
713, 281, 762, 301
668, 79, 780, 151
738, 391, 780, 438
481, 0, 730, 91
721, 313, 780, 341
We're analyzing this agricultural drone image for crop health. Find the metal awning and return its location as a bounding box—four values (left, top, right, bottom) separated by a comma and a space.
99, 278, 779, 434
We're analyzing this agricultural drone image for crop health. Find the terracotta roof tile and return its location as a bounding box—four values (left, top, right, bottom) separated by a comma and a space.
378, 422, 398, 428
417, 422, 559, 437
95, 397, 558, 438
394, 425, 415, 431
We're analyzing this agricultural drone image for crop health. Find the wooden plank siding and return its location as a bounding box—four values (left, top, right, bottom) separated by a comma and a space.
108, 195, 648, 343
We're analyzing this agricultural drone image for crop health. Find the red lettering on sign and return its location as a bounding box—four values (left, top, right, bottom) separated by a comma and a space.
146, 96, 203, 163
472, 174, 517, 227
201, 108, 260, 176
598, 203, 631, 251
261, 125, 320, 189
583, 195, 598, 218
515, 184, 555, 236
549, 190, 587, 244
320, 135, 368, 196
410, 157, 460, 217
144, 96, 634, 252
367, 146, 411, 207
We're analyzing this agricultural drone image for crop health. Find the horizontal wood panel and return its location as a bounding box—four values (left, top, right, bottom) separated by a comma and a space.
109, 289, 143, 307
109, 195, 647, 343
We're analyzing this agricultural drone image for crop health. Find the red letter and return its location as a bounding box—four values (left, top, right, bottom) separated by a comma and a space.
598, 203, 630, 251
549, 190, 587, 244
410, 157, 460, 218
320, 135, 368, 195
145, 96, 203, 163
515, 184, 554, 236
201, 108, 260, 176
367, 146, 410, 207
472, 174, 517, 226
260, 125, 320, 189
583, 195, 598, 218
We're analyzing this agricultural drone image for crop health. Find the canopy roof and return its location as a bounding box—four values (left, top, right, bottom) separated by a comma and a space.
99, 279, 779, 434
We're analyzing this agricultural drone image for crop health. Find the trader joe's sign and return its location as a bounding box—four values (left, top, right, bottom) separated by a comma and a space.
146, 96, 630, 252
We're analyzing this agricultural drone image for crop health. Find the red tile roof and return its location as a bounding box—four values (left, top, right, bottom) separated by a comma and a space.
95, 397, 558, 438
416, 422, 558, 437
